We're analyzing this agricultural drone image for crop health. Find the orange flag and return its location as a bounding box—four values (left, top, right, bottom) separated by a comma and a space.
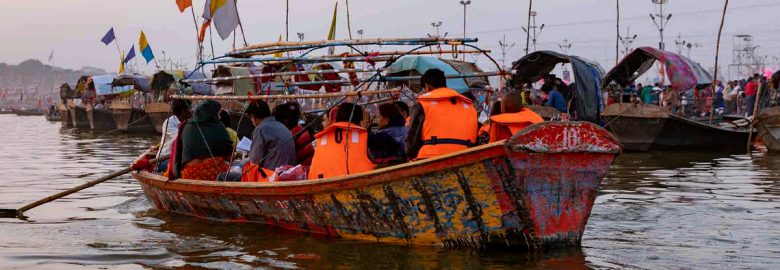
176, 0, 192, 12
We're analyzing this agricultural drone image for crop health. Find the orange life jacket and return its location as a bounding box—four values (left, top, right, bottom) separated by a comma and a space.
488, 109, 544, 142
416, 88, 478, 159
242, 163, 275, 182
308, 122, 375, 179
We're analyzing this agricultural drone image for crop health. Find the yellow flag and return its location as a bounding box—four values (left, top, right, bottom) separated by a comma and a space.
327, 1, 338, 40
119, 52, 125, 74
274, 34, 283, 58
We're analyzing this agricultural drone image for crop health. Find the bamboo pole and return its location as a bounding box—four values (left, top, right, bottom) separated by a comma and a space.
710, 0, 729, 126
187, 70, 503, 85
202, 49, 488, 65
229, 37, 477, 56
170, 89, 400, 100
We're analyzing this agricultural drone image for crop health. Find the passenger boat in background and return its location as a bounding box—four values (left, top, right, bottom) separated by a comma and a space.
755, 107, 780, 152
602, 47, 750, 152
67, 99, 90, 128
109, 74, 155, 133
133, 121, 621, 249
11, 108, 45, 116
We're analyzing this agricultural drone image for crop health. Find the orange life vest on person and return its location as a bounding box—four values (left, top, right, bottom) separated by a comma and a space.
488, 109, 544, 142
242, 163, 275, 182
416, 88, 478, 159
308, 122, 375, 179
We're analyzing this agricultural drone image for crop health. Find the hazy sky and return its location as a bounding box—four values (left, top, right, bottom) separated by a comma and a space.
2, 0, 779, 79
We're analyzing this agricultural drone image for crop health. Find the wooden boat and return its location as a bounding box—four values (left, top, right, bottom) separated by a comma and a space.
67, 100, 90, 128
109, 101, 155, 132
601, 103, 669, 151
145, 102, 170, 133
132, 121, 621, 249
56, 104, 71, 127
86, 104, 117, 130
651, 115, 750, 152
44, 113, 61, 121
11, 108, 45, 116
754, 107, 780, 152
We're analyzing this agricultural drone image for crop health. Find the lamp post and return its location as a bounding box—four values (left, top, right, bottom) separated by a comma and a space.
459, 0, 471, 60
522, 11, 544, 53
650, 0, 672, 50
296, 32, 304, 42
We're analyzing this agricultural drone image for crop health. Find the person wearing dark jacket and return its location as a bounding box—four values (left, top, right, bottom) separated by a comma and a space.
171, 100, 233, 180
368, 103, 408, 167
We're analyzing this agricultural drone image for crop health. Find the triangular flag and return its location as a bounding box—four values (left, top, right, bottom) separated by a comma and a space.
326, 1, 338, 55
176, 0, 192, 13
139, 31, 155, 63
101, 27, 116, 45
274, 35, 283, 58
119, 52, 125, 74
124, 45, 136, 64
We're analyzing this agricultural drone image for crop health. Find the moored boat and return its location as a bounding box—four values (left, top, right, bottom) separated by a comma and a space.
602, 103, 668, 151
133, 121, 621, 249
67, 100, 90, 128
754, 107, 780, 152
11, 108, 45, 116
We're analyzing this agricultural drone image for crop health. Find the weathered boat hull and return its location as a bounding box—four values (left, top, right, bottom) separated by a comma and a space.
755, 107, 780, 152
110, 102, 156, 133
57, 104, 71, 127
145, 102, 171, 133
602, 103, 669, 151
651, 115, 750, 152
133, 122, 621, 249
68, 101, 90, 128
89, 107, 117, 130
11, 109, 45, 116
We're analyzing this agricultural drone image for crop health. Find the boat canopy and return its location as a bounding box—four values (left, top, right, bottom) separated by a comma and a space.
511, 51, 605, 123
387, 56, 486, 93
604, 47, 713, 91
111, 74, 152, 92
151, 70, 210, 95
93, 74, 133, 96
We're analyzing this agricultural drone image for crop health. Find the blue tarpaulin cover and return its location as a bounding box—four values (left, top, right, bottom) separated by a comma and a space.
387, 56, 470, 93
93, 74, 133, 96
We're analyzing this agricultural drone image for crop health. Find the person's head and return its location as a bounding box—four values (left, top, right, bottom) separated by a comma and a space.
334, 102, 363, 126
273, 101, 301, 130
489, 101, 502, 116
377, 103, 405, 129
245, 100, 271, 126
192, 100, 221, 123
501, 91, 524, 114
393, 101, 410, 118
541, 83, 554, 94
421, 69, 447, 92
654, 83, 660, 87
461, 91, 476, 102
219, 109, 232, 128
753, 73, 760, 80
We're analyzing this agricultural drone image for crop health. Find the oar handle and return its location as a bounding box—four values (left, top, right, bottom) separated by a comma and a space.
17, 156, 169, 215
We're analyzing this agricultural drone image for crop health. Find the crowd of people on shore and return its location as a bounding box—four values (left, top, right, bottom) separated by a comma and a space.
610, 73, 776, 118
137, 69, 546, 182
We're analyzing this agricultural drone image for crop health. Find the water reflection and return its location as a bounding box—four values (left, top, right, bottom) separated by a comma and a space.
0, 115, 778, 269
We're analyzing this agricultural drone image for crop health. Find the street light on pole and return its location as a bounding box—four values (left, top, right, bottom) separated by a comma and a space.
650, 0, 672, 50
459, 0, 471, 60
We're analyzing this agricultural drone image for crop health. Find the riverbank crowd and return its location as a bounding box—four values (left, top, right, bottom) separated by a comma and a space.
133, 69, 546, 182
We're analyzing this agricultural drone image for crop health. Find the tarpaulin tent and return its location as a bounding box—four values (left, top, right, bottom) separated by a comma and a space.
111, 74, 151, 92
511, 51, 605, 123
603, 47, 713, 91
93, 74, 132, 96
152, 70, 210, 95
386, 56, 486, 93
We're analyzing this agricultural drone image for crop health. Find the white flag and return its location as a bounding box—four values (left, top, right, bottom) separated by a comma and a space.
203, 0, 240, 40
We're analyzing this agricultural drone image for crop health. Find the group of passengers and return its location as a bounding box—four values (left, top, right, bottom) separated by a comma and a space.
147, 69, 544, 182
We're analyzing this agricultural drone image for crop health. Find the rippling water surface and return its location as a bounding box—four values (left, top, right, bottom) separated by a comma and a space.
0, 114, 778, 269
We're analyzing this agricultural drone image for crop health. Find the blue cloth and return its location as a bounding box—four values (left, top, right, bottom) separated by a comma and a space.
141, 46, 154, 63
545, 89, 568, 113
93, 74, 133, 96
101, 28, 115, 45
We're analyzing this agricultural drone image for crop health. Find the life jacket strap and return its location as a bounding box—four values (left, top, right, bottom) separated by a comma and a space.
422, 136, 472, 147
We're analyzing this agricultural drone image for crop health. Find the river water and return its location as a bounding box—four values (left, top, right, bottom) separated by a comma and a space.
0, 114, 777, 269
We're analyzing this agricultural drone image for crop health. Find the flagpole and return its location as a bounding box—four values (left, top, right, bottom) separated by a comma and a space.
235, 0, 248, 46
113, 33, 123, 74
190, 6, 202, 61
346, 0, 353, 39
285, 0, 290, 42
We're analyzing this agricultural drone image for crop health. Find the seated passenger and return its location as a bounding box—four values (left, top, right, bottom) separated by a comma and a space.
393, 101, 410, 126
172, 100, 233, 181
488, 92, 544, 143
477, 101, 502, 145
243, 100, 296, 182
273, 101, 315, 166
156, 99, 191, 172
542, 83, 568, 113
219, 109, 239, 149
308, 103, 375, 179
368, 103, 408, 167
406, 69, 478, 160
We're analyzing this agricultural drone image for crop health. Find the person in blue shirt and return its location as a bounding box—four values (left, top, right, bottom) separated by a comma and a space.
542, 83, 568, 113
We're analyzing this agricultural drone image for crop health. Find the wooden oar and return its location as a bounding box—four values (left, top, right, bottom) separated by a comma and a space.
0, 156, 168, 219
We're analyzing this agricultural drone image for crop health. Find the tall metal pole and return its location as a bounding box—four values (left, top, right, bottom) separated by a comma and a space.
616, 0, 620, 65
286, 0, 289, 41
460, 0, 471, 61
712, 0, 729, 126
525, 0, 532, 55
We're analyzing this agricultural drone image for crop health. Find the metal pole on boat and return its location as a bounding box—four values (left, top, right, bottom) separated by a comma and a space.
524, 0, 532, 55
460, 0, 471, 61
615, 0, 620, 65
710, 0, 728, 126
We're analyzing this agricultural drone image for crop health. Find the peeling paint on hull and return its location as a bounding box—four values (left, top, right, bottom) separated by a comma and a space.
133, 121, 621, 249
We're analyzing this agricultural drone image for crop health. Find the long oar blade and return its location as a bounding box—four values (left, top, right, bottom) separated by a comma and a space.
0, 209, 19, 218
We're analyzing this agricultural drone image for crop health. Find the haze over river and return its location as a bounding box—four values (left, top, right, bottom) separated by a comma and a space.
0, 114, 777, 269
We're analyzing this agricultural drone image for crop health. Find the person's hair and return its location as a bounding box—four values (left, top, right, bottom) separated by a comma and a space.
246, 100, 271, 119
461, 91, 476, 102
335, 102, 363, 126
501, 92, 524, 113
420, 69, 447, 89
378, 103, 405, 127
489, 101, 502, 116
219, 110, 232, 128
171, 99, 191, 116
753, 73, 760, 79
393, 101, 409, 115
541, 83, 554, 94
273, 101, 301, 129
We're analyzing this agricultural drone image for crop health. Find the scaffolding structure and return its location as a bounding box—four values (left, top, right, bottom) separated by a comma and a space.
729, 34, 763, 80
